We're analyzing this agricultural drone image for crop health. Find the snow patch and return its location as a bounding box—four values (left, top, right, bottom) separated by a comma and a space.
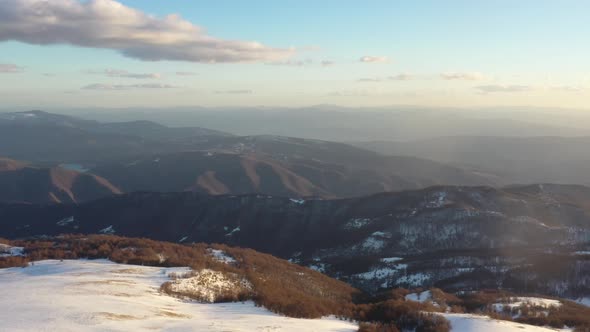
361, 237, 386, 251
208, 249, 236, 264
56, 216, 75, 226
397, 272, 431, 287
381, 257, 403, 263
443, 313, 568, 332
309, 263, 327, 273
289, 198, 305, 205
576, 297, 590, 307
355, 265, 407, 280
225, 226, 241, 236
426, 191, 451, 208
493, 297, 562, 312
406, 290, 432, 303
344, 218, 372, 229
0, 244, 24, 257
99, 225, 115, 234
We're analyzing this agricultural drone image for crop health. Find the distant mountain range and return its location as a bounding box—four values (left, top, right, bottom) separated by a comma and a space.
0, 110, 229, 140
0, 111, 501, 201
355, 136, 590, 186
63, 106, 590, 142
91, 136, 498, 198
0, 110, 230, 164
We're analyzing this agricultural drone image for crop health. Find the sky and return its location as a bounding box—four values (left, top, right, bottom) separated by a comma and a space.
0, 0, 589, 109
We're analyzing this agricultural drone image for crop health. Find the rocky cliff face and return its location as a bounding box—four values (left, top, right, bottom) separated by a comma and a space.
1, 184, 590, 297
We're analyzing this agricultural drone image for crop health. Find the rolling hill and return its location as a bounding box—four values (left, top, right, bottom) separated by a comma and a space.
0, 111, 499, 198
0, 158, 121, 204
0, 111, 230, 164
91, 136, 499, 198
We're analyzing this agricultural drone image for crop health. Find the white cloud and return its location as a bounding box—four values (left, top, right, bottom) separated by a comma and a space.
82, 83, 176, 90
320, 60, 335, 67
552, 85, 584, 92
88, 69, 161, 79
0, 63, 23, 73
175, 71, 198, 76
266, 59, 312, 67
0, 0, 294, 63
359, 56, 390, 63
266, 59, 335, 67
475, 85, 532, 93
214, 89, 253, 94
357, 78, 382, 82
328, 88, 383, 97
388, 74, 413, 81
441, 72, 486, 80
358, 74, 413, 82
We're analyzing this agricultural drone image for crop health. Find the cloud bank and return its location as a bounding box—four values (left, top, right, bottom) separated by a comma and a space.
389, 74, 413, 81
88, 69, 161, 79
475, 85, 531, 93
357, 74, 414, 82
214, 90, 253, 94
82, 83, 175, 90
552, 85, 584, 92
441, 72, 485, 80
175, 71, 198, 76
359, 56, 390, 63
0, 0, 294, 63
0, 63, 23, 73
266, 59, 313, 67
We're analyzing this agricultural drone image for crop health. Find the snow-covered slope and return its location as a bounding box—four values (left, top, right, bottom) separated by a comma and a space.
0, 260, 357, 332
0, 243, 24, 257
492, 297, 562, 312
444, 314, 570, 332
577, 297, 590, 307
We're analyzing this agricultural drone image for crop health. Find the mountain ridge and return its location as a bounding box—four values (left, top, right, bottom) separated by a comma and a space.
0, 158, 121, 204
2, 183, 590, 299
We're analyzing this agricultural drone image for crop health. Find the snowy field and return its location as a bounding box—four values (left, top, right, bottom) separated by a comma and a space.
443, 314, 571, 332
0, 259, 357, 332
577, 297, 590, 307
405, 291, 571, 331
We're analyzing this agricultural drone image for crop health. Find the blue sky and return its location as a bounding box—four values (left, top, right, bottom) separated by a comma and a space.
0, 0, 589, 109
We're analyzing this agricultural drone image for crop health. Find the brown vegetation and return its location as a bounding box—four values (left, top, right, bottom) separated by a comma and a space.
354, 299, 451, 332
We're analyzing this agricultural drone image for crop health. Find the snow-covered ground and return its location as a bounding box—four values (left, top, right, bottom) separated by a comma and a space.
493, 297, 562, 312
405, 290, 432, 303
407, 293, 570, 331
443, 313, 570, 332
0, 243, 24, 257
577, 297, 590, 307
0, 259, 357, 332
207, 248, 236, 264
